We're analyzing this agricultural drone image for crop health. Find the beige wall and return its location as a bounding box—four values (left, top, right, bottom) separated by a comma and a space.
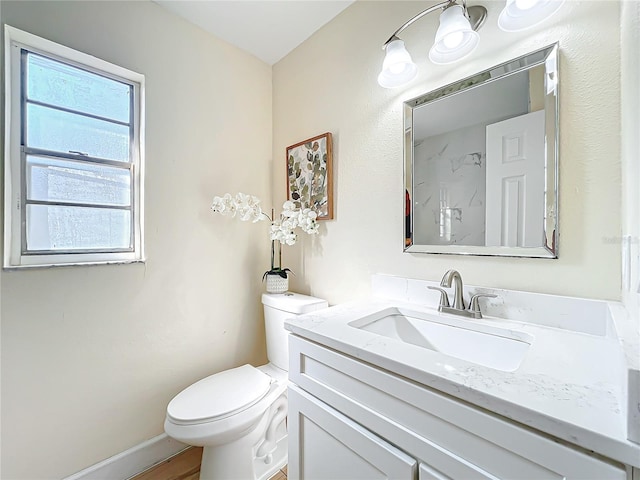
274, 1, 622, 305
0, 1, 273, 478
0, 0, 630, 478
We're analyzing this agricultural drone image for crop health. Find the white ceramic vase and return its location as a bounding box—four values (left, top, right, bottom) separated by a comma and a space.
265, 273, 289, 294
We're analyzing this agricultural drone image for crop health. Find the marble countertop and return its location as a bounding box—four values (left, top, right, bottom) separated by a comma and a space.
285, 296, 640, 467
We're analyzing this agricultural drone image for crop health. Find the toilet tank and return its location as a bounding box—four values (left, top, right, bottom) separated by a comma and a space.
262, 292, 328, 371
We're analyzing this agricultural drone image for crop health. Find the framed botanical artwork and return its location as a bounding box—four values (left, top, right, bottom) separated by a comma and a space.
286, 132, 334, 220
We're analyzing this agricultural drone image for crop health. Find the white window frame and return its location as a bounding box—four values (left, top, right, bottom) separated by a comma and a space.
3, 25, 145, 268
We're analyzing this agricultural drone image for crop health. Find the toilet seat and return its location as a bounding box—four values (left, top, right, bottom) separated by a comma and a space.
167, 364, 272, 426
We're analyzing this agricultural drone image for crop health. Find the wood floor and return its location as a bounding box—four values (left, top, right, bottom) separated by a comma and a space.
130, 447, 288, 480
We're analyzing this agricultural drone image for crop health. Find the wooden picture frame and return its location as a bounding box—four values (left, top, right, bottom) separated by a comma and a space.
286, 132, 333, 220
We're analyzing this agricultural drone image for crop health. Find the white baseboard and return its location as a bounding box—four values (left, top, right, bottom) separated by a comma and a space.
63, 433, 188, 480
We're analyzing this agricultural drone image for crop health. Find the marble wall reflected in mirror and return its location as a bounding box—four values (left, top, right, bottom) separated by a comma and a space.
404, 44, 558, 258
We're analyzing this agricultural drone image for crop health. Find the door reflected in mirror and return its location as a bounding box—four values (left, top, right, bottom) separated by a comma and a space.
404, 44, 558, 258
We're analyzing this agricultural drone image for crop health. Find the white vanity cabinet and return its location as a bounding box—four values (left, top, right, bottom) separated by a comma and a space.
288, 336, 628, 480
288, 385, 417, 479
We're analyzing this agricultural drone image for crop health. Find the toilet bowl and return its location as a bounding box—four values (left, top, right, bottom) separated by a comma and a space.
164, 292, 328, 480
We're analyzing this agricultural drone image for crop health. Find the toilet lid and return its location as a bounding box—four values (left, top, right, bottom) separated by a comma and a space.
167, 364, 272, 424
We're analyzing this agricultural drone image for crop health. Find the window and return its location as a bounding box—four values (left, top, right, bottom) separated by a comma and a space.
4, 26, 145, 268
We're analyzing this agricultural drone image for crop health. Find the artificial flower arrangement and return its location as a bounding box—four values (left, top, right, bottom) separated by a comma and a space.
211, 193, 319, 283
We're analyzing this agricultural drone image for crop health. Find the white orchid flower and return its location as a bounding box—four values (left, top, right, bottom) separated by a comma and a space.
212, 192, 320, 245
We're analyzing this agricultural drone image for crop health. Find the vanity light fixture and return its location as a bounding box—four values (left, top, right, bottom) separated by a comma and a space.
378, 0, 486, 88
378, 0, 564, 88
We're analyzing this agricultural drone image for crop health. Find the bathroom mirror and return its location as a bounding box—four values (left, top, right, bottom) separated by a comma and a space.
404, 44, 558, 258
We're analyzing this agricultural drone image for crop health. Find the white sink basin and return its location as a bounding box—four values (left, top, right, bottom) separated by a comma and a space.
348, 307, 533, 372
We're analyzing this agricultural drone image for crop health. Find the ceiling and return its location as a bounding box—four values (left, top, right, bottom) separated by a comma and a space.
154, 0, 355, 65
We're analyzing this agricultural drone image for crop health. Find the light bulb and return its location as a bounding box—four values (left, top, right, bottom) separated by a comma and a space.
514, 0, 539, 10
377, 38, 418, 88
442, 31, 464, 49
429, 5, 479, 65
389, 62, 406, 74
498, 0, 565, 31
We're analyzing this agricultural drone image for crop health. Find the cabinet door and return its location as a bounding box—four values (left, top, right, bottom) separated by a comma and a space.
288, 385, 417, 480
419, 463, 451, 480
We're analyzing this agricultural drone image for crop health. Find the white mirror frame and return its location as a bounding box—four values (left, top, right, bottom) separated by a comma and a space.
404, 43, 559, 258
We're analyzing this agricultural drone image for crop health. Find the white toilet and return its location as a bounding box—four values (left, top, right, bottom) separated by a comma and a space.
164, 292, 328, 480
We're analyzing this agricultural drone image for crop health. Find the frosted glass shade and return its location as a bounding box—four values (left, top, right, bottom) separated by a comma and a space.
377, 38, 418, 88
429, 5, 480, 65
498, 0, 565, 32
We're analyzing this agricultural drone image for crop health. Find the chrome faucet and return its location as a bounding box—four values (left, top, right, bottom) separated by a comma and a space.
428, 269, 496, 319
440, 269, 465, 310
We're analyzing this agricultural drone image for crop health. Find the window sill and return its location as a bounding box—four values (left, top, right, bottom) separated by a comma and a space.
3, 257, 147, 270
